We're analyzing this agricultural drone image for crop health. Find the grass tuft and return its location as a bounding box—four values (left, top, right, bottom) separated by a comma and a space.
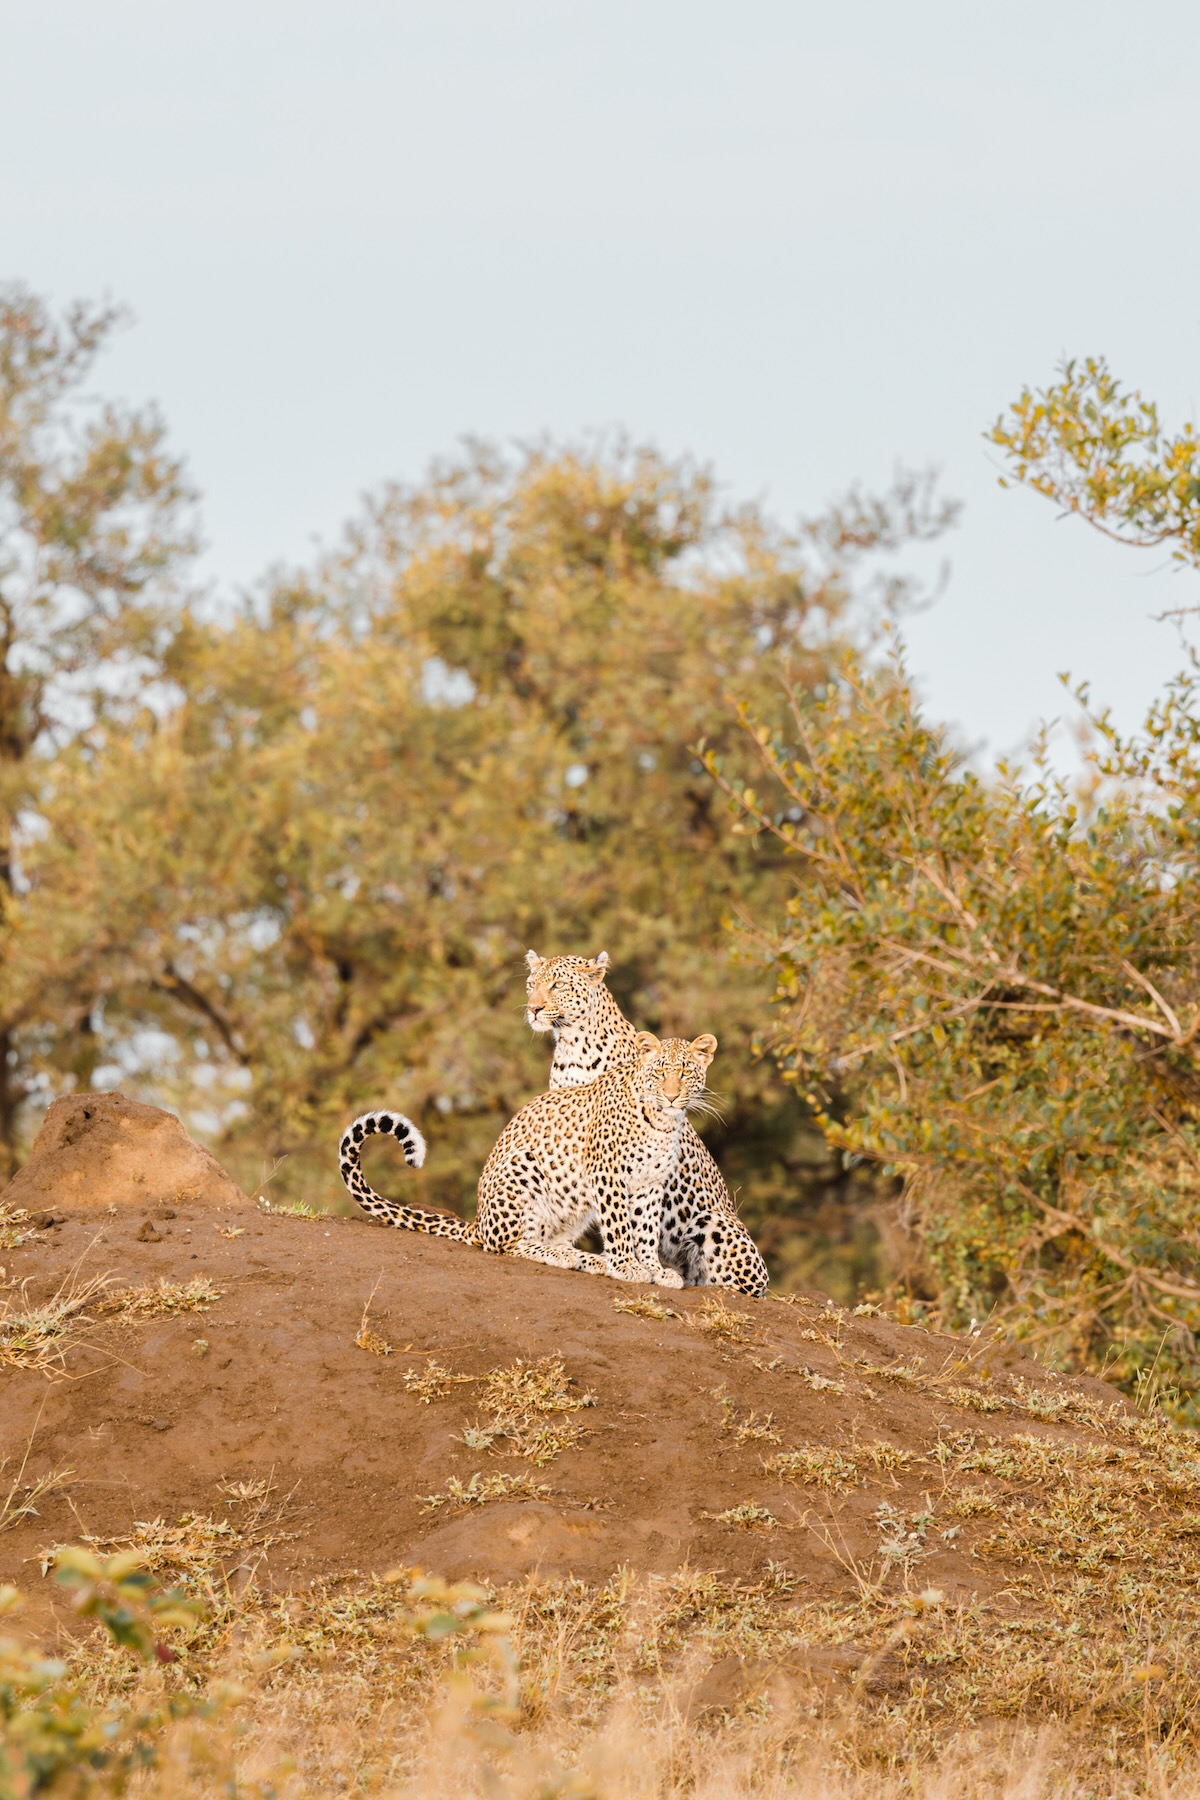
0, 1272, 110, 1373
0, 1202, 43, 1250
766, 1445, 861, 1491
98, 1277, 222, 1320
706, 1501, 781, 1530
418, 1471, 551, 1513
1, 1463, 73, 1533
612, 1294, 677, 1320
684, 1296, 757, 1345
403, 1360, 478, 1403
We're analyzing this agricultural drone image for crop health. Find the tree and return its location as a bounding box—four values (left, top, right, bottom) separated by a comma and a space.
708, 364, 1200, 1407
0, 288, 196, 1171
125, 443, 947, 1268
989, 355, 1200, 572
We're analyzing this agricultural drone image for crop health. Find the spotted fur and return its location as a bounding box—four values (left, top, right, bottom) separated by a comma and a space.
525, 950, 770, 1296
338, 1033, 717, 1286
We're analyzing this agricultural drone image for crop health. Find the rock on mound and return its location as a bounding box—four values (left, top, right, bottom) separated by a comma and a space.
0, 1091, 248, 1218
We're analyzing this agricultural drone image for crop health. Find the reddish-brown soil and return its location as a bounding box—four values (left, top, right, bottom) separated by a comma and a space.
2, 1095, 1133, 1634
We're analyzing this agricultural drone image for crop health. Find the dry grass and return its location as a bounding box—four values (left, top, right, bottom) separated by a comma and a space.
260, 1197, 327, 1218
0, 1270, 110, 1372
465, 1355, 596, 1466
355, 1290, 392, 1355
683, 1296, 757, 1345
0, 1201, 43, 1250
418, 1471, 552, 1513
21, 1509, 1200, 1797
403, 1360, 479, 1403
98, 1277, 223, 1320
766, 1445, 862, 1491
612, 1295, 677, 1321
40, 1481, 294, 1609
21, 1271, 1200, 1791
0, 1461, 73, 1533
406, 1353, 595, 1467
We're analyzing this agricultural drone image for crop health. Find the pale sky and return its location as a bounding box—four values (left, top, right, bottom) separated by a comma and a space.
5, 0, 1198, 761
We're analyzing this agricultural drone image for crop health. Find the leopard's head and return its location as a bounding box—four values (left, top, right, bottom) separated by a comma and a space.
631, 1031, 718, 1116
525, 950, 610, 1033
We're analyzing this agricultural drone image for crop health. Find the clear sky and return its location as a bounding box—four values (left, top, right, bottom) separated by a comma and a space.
5, 0, 1198, 761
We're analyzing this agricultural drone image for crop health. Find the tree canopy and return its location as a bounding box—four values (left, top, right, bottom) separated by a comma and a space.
0, 286, 197, 1169
709, 361, 1200, 1409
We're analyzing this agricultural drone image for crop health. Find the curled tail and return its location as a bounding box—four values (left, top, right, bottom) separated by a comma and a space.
337, 1110, 477, 1242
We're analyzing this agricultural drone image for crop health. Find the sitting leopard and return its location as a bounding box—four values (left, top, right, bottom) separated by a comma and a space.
337, 1031, 718, 1287
525, 950, 769, 1296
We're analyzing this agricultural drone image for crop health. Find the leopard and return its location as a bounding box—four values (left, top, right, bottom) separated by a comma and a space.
524, 950, 770, 1296
337, 1031, 718, 1287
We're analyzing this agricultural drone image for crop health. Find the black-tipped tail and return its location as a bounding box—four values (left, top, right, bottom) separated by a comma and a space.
337, 1110, 475, 1241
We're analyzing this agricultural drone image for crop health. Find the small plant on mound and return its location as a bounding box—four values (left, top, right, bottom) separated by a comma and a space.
403, 1360, 478, 1403
0, 1464, 73, 1535
612, 1295, 677, 1321
712, 1388, 782, 1444
683, 1297, 757, 1346
97, 1277, 222, 1320
418, 1472, 552, 1514
463, 1356, 596, 1466
355, 1321, 392, 1356
766, 1445, 861, 1491
873, 1502, 936, 1572
863, 1440, 916, 1473
0, 1273, 110, 1375
0, 1204, 41, 1251
354, 1288, 392, 1355
706, 1502, 781, 1531
407, 1354, 596, 1467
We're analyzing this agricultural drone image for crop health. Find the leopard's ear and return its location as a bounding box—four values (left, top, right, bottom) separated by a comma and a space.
689, 1033, 718, 1068
633, 1030, 661, 1059
525, 949, 543, 972
584, 951, 610, 984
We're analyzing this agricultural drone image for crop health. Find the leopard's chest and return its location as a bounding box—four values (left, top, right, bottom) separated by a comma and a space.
550, 1038, 610, 1087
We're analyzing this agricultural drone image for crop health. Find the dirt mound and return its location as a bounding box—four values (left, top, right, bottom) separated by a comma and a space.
2, 1114, 1143, 1631
0, 1091, 248, 1219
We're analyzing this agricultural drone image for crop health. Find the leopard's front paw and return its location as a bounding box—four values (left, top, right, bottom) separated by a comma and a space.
606, 1257, 656, 1284
651, 1266, 685, 1289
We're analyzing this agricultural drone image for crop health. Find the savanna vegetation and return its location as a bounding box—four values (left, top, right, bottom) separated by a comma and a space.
708, 358, 1200, 1410
17, 1361, 1200, 1797
4, 284, 1200, 1405
0, 283, 953, 1293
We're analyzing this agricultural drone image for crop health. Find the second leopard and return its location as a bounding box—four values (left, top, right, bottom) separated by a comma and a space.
337, 1032, 717, 1287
